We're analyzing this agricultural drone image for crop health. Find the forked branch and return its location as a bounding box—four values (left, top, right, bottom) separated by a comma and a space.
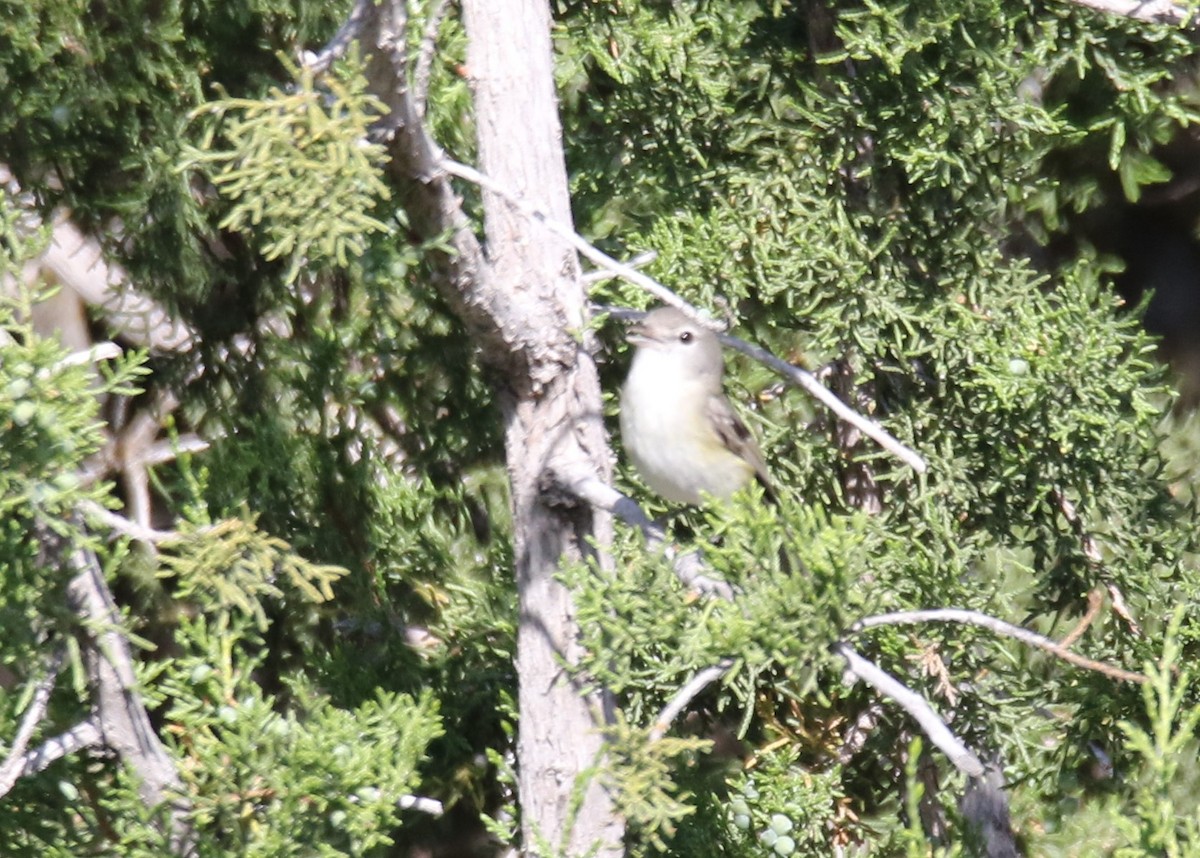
849, 608, 1147, 684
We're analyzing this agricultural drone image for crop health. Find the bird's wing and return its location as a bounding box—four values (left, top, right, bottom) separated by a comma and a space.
705, 392, 778, 505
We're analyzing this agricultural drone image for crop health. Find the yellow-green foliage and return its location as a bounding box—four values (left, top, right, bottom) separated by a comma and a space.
182, 57, 392, 282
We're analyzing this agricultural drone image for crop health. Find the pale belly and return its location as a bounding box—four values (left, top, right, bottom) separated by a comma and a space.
619, 379, 752, 505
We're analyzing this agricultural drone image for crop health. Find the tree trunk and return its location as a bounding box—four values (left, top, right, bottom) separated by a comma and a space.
460, 1, 622, 854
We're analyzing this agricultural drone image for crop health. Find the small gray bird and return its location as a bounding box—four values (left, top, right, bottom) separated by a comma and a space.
619, 307, 776, 505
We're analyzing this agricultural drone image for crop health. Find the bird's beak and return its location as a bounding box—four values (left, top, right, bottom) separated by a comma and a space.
625, 320, 650, 347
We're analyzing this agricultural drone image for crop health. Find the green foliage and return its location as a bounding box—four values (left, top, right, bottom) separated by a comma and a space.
181, 57, 393, 283
0, 274, 147, 675
0, 208, 456, 858
0, 0, 352, 331
598, 715, 712, 852
724, 747, 850, 857
176, 675, 442, 857
157, 517, 346, 631
1113, 613, 1200, 856
7, 0, 1200, 855
563, 0, 1200, 854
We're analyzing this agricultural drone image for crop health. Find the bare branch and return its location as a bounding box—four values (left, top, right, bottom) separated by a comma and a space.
301, 0, 370, 75
560, 470, 663, 538
437, 152, 927, 476
39, 213, 195, 352
1062, 0, 1198, 26
720, 335, 927, 474
57, 537, 194, 853
437, 158, 716, 329
1052, 488, 1143, 636
56, 341, 123, 369
561, 472, 736, 599
582, 251, 659, 286
445, 152, 919, 477
1106, 583, 1142, 636
650, 659, 735, 741
1059, 586, 1104, 650
138, 435, 210, 468
0, 655, 64, 797
80, 387, 184, 486
593, 299, 926, 474
833, 642, 985, 778
10, 717, 103, 780
79, 501, 186, 544
849, 608, 1147, 684
398, 794, 445, 815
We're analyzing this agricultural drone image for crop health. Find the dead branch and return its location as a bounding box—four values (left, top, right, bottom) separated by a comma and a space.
1059, 586, 1104, 649
650, 660, 736, 742
1, 183, 197, 352
57, 536, 194, 853
0, 654, 64, 796
1106, 583, 1142, 636
720, 335, 927, 474
438, 157, 712, 326
10, 717, 103, 780
78, 501, 186, 544
1063, 0, 1198, 26
849, 608, 1147, 684
562, 472, 736, 599
582, 251, 659, 285
440, 156, 931, 474
833, 642, 985, 778
1052, 488, 1143, 636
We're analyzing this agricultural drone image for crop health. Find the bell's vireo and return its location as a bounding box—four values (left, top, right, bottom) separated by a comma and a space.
620, 307, 776, 505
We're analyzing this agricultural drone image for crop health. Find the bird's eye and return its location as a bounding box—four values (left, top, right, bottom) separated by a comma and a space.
679, 331, 693, 344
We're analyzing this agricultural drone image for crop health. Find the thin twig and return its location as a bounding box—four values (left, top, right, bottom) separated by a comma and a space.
1106, 583, 1142, 636
438, 159, 928, 474
1052, 488, 1142, 636
1063, 0, 1197, 26
137, 435, 210, 469
437, 158, 716, 328
301, 0, 370, 74
0, 655, 64, 797
650, 659, 736, 742
833, 642, 985, 777
720, 335, 927, 474
582, 251, 659, 285
599, 301, 927, 473
595, 303, 926, 473
1059, 586, 1104, 650
849, 608, 1146, 684
398, 794, 445, 815
561, 472, 736, 599
79, 501, 186, 544
412, 0, 450, 117
11, 716, 103, 780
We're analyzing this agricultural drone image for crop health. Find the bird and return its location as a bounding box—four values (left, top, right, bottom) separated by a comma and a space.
619, 306, 777, 506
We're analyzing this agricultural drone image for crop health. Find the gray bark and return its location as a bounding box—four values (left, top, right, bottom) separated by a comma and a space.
357, 0, 623, 853
461, 2, 622, 851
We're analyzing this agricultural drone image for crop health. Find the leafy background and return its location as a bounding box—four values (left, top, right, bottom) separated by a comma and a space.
4, 0, 1200, 854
